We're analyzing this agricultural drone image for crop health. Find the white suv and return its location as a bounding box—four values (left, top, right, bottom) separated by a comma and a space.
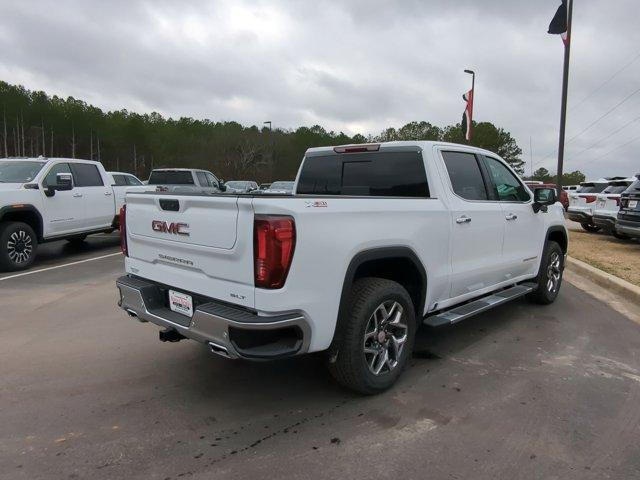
567, 179, 610, 231
593, 178, 636, 238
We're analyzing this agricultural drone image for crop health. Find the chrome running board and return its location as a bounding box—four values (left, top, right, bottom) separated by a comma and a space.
423, 283, 536, 328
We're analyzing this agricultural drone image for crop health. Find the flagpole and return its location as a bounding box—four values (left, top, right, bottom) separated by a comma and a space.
556, 0, 573, 197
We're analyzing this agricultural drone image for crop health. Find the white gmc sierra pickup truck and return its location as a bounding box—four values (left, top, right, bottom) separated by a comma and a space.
116, 141, 567, 394
0, 157, 140, 271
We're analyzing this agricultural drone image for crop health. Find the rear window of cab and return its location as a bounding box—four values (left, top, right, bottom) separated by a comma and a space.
297, 151, 429, 197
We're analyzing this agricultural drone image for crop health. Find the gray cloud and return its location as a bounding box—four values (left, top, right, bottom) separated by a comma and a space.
0, 0, 638, 178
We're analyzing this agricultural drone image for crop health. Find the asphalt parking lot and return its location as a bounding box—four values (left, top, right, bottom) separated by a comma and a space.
1, 234, 640, 480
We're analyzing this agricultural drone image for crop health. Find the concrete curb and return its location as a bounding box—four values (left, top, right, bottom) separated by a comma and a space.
565, 256, 640, 307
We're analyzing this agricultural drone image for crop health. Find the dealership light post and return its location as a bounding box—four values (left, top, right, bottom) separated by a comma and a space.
264, 121, 273, 179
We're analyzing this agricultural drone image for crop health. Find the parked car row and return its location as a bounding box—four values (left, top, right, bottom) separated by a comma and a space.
567, 175, 640, 240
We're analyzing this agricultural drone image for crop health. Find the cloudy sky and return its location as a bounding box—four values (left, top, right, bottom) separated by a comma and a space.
0, 0, 638, 179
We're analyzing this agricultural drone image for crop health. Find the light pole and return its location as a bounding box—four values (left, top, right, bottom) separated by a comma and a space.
464, 69, 475, 141
263, 121, 273, 181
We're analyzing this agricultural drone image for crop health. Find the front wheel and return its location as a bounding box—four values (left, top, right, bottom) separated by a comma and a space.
528, 241, 564, 305
581, 223, 600, 233
327, 278, 416, 395
0, 222, 38, 272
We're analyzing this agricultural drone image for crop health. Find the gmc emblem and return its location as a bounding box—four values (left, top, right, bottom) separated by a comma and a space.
152, 220, 190, 236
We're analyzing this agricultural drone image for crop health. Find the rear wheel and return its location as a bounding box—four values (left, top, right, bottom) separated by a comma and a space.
528, 241, 564, 305
0, 222, 38, 272
581, 223, 600, 233
327, 278, 416, 395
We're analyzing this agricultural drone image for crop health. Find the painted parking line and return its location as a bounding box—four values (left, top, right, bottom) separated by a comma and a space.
0, 252, 122, 282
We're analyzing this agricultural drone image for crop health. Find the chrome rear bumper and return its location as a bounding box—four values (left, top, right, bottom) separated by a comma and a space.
116, 275, 310, 360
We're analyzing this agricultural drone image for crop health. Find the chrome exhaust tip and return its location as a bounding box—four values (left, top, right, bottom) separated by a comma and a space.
208, 341, 231, 358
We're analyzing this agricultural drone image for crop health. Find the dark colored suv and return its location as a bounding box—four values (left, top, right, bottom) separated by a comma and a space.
616, 174, 640, 239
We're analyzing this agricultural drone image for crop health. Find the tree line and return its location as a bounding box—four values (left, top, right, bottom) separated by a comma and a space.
1, 80, 527, 181
525, 167, 586, 186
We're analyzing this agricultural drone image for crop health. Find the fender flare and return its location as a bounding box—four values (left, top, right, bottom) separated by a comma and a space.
331, 246, 428, 351
544, 225, 568, 253
0, 204, 44, 240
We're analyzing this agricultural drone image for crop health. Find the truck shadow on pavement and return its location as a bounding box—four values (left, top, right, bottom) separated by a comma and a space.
28, 233, 121, 268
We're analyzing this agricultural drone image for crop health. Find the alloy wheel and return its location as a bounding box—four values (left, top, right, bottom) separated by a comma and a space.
546, 251, 562, 293
363, 300, 408, 375
7, 230, 33, 264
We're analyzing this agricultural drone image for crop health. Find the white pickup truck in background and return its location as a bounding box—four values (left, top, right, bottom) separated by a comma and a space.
108, 171, 146, 214
147, 168, 224, 194
0, 157, 132, 271
116, 141, 567, 394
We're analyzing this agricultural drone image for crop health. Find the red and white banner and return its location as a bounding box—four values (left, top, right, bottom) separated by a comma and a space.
461, 89, 474, 141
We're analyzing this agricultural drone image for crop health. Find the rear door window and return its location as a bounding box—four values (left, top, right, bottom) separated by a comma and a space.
297, 150, 429, 197
441, 151, 488, 201
196, 171, 209, 187
70, 163, 104, 187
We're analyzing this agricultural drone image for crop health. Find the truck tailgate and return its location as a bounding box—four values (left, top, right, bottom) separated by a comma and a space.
124, 193, 256, 308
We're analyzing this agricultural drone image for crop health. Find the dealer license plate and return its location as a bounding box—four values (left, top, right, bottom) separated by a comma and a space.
629, 200, 638, 208
169, 290, 193, 317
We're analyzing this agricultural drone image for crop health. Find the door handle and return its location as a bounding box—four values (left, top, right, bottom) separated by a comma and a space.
505, 213, 518, 221
456, 216, 471, 224
104, 191, 113, 196
72, 193, 83, 198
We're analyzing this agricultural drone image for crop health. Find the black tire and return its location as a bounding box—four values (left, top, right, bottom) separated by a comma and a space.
327, 278, 416, 395
0, 221, 38, 272
66, 234, 87, 246
581, 223, 600, 233
612, 231, 629, 240
528, 241, 564, 305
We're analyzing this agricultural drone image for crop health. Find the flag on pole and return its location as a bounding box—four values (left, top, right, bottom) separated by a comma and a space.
548, 0, 569, 46
461, 89, 473, 141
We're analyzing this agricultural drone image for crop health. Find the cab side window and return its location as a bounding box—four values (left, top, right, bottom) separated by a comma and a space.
441, 151, 488, 201
113, 174, 127, 186
42, 163, 73, 188
483, 157, 530, 202
205, 172, 219, 188
126, 175, 142, 186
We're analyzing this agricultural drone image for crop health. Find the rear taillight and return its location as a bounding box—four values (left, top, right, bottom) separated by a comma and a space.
584, 195, 597, 203
254, 215, 296, 289
120, 205, 128, 256
615, 197, 621, 207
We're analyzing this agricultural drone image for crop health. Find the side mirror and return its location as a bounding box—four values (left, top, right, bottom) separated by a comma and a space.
45, 172, 73, 197
532, 188, 556, 213
56, 172, 73, 190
